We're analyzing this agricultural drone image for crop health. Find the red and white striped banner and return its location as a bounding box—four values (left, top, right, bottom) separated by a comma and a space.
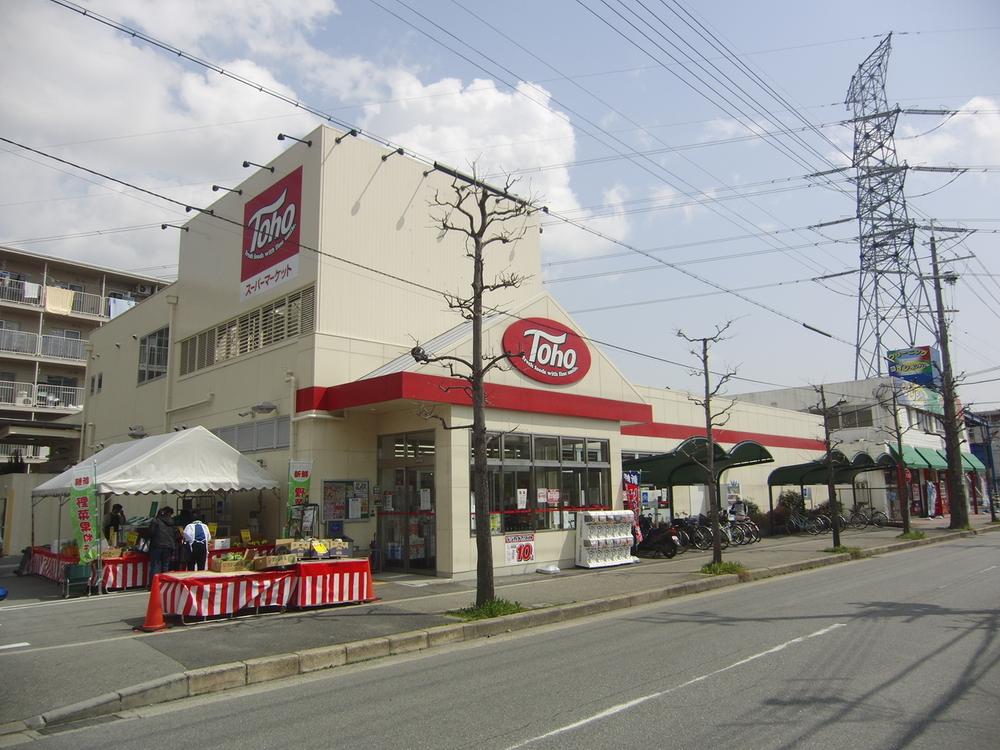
158, 571, 294, 618
101, 557, 148, 590
293, 560, 376, 608
29, 548, 70, 582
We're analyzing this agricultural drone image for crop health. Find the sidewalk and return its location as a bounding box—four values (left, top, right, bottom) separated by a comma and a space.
1, 514, 996, 735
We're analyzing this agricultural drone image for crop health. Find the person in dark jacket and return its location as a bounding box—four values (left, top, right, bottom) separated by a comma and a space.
103, 503, 128, 545
148, 506, 176, 579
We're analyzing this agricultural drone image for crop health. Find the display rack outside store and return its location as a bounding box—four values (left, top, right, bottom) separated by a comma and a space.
575, 510, 637, 568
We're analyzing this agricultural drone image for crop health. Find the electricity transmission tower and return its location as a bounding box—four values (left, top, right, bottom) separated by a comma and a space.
845, 33, 934, 378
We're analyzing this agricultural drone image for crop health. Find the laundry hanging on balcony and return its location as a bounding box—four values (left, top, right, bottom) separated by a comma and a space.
108, 297, 136, 319
45, 287, 74, 315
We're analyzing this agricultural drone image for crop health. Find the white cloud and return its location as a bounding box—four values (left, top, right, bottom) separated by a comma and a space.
897, 96, 1000, 168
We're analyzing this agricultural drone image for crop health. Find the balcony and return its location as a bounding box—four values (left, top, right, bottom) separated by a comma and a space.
0, 280, 140, 320
0, 380, 84, 410
0, 442, 50, 463
0, 330, 88, 363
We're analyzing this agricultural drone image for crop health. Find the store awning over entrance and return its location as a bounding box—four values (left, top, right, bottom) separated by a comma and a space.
915, 447, 949, 471
887, 444, 931, 470
622, 437, 773, 487
961, 451, 987, 472
767, 450, 883, 487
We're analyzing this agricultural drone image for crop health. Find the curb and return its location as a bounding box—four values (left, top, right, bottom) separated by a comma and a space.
19, 524, 999, 732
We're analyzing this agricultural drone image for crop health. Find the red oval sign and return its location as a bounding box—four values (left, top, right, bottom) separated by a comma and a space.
502, 318, 591, 385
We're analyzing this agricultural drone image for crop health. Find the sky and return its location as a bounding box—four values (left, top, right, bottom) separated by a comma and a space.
2, 0, 999, 412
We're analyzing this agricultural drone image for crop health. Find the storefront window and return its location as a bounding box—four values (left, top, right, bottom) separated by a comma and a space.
534, 435, 559, 462
471, 432, 611, 535
503, 434, 531, 462
562, 436, 585, 463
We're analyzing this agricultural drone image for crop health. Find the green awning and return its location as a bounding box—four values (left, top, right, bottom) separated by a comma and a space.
961, 452, 987, 472
623, 437, 773, 487
767, 450, 884, 487
888, 444, 931, 470
915, 447, 948, 471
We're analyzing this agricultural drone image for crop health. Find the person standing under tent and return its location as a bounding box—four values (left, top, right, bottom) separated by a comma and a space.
182, 514, 212, 571
103, 503, 127, 545
148, 506, 176, 579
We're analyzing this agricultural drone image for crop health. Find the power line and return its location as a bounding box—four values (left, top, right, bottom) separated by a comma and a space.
41, 2, 872, 352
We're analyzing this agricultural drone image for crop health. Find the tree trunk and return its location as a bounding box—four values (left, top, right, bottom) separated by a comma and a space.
471, 226, 495, 606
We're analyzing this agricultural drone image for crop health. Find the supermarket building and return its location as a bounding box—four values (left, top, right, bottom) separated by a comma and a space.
83, 125, 826, 578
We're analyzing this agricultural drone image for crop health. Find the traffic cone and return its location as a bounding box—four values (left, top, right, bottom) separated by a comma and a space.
137, 574, 168, 632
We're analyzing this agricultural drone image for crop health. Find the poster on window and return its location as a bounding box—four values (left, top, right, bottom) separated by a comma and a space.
546, 488, 560, 506
324, 480, 371, 521
324, 481, 346, 520
504, 533, 535, 564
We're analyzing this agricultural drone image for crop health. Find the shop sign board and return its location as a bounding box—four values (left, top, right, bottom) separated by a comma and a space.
241, 166, 303, 301
887, 345, 941, 388
502, 317, 591, 385
504, 533, 535, 564
71, 463, 100, 563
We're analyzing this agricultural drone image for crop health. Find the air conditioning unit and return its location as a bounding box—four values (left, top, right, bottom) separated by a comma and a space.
17, 395, 33, 407
134, 284, 154, 296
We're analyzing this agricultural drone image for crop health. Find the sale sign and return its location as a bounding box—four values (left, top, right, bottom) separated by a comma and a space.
70, 463, 100, 563
504, 533, 535, 565
241, 166, 303, 300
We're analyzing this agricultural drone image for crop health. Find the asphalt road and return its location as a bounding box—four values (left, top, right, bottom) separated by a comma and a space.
13, 533, 1000, 749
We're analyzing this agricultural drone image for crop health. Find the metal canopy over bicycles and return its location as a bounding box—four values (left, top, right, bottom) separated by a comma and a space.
766, 449, 893, 533
623, 436, 774, 494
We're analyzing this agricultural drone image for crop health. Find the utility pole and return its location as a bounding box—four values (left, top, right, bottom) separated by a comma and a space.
818, 385, 843, 548
929, 231, 970, 528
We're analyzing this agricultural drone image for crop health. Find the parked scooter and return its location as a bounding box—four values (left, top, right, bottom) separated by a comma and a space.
636, 515, 680, 558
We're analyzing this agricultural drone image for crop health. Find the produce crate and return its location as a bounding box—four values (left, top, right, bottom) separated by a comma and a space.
251, 554, 298, 571
209, 557, 247, 573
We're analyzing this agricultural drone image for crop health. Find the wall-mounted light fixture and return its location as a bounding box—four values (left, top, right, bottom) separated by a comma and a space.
381, 147, 405, 162
334, 129, 358, 144
242, 160, 275, 173
128, 425, 147, 439
212, 184, 243, 195
161, 224, 189, 232
239, 401, 278, 417
278, 133, 312, 147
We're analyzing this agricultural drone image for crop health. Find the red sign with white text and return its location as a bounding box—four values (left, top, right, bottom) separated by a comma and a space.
502, 318, 591, 385
241, 166, 302, 300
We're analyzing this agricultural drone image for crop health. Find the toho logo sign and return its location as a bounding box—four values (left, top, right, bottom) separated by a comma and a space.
241, 166, 303, 300
502, 318, 591, 385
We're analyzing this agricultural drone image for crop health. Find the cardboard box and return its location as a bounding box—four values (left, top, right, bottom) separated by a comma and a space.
209, 557, 247, 573
251, 554, 297, 571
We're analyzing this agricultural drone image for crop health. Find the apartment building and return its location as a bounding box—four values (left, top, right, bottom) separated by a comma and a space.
0, 244, 165, 469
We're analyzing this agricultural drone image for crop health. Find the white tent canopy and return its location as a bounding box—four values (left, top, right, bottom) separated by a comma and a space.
32, 426, 279, 497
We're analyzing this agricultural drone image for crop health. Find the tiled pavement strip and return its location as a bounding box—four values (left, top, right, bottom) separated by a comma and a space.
0, 514, 996, 736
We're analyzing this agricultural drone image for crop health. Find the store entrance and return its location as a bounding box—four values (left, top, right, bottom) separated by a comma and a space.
378, 431, 436, 574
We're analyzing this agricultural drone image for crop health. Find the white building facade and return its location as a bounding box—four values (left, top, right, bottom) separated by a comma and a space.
83, 125, 829, 578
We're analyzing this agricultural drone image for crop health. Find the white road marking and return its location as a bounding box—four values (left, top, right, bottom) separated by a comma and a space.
507, 623, 847, 749
976, 565, 997, 574
0, 591, 148, 611
0, 642, 30, 651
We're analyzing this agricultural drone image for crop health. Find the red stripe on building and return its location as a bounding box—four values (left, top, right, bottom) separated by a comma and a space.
621, 421, 825, 451
297, 372, 652, 424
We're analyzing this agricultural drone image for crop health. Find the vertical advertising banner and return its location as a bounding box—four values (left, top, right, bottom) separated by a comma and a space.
241, 166, 303, 301
621, 471, 642, 544
288, 460, 313, 516
71, 463, 100, 563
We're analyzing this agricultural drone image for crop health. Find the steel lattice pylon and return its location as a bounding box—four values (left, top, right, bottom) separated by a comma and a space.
845, 34, 934, 378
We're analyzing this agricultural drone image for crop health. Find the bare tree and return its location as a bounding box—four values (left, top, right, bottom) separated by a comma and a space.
813, 385, 846, 548
873, 380, 918, 534
410, 167, 535, 606
677, 322, 737, 565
